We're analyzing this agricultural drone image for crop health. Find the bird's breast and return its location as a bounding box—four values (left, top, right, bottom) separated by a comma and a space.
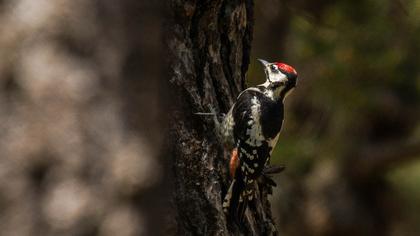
260, 100, 284, 139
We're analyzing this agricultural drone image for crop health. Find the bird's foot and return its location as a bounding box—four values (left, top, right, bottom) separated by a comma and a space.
260, 164, 286, 194
263, 164, 285, 175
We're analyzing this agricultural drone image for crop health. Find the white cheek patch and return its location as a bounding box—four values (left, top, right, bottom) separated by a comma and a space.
268, 71, 287, 83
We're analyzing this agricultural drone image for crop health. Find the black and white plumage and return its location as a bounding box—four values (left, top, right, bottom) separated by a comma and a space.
221, 59, 298, 223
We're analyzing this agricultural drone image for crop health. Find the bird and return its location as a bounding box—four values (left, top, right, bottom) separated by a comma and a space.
219, 58, 298, 224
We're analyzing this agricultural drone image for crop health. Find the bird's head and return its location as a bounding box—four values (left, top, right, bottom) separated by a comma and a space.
258, 59, 298, 100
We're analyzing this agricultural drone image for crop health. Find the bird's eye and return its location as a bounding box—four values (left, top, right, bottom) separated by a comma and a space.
270, 65, 277, 72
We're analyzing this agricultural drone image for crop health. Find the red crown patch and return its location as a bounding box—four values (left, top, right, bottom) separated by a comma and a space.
275, 62, 297, 75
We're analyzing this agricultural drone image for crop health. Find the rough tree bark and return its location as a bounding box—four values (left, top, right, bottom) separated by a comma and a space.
166, 0, 277, 235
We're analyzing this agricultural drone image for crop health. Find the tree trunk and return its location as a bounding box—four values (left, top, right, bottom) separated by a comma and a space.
166, 0, 277, 235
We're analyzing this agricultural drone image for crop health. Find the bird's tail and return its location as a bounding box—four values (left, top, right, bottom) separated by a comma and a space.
223, 172, 248, 224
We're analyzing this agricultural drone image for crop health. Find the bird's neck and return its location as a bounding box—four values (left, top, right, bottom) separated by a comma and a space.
272, 87, 284, 102
260, 81, 285, 102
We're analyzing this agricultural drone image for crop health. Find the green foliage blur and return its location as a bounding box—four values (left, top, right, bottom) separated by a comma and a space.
248, 0, 420, 235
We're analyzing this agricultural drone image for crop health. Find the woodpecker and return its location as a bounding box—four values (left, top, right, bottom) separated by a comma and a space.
220, 59, 298, 223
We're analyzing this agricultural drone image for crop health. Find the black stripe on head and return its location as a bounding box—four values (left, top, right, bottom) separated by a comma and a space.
279, 79, 296, 99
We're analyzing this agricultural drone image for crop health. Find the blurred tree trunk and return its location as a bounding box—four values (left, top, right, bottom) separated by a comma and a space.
166, 0, 277, 235
0, 1, 166, 236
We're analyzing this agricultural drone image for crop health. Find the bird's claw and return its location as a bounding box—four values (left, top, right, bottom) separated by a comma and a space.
259, 165, 286, 194
262, 164, 285, 175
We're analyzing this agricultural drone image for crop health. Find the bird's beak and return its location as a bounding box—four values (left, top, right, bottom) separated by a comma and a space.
257, 58, 270, 67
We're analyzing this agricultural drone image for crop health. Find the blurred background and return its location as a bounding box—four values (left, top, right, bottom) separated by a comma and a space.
0, 1, 166, 235
249, 0, 420, 235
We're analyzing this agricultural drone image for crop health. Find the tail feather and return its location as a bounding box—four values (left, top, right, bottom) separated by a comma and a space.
237, 195, 248, 223
223, 171, 247, 224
